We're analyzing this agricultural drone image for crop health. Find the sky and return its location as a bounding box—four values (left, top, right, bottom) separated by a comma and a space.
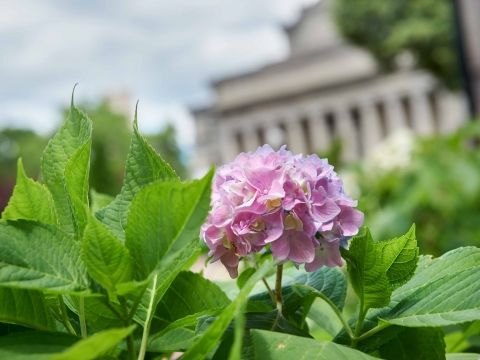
0, 0, 318, 157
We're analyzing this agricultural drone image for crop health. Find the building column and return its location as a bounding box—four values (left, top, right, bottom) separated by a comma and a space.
285, 114, 308, 155
307, 107, 331, 153
384, 94, 408, 134
410, 90, 436, 135
219, 125, 240, 164
437, 90, 468, 134
359, 99, 383, 155
242, 125, 261, 153
336, 105, 359, 162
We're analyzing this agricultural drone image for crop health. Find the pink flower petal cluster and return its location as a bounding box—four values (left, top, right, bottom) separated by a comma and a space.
200, 145, 364, 278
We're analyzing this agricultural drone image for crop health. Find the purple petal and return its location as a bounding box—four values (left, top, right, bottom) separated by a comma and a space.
310, 198, 340, 223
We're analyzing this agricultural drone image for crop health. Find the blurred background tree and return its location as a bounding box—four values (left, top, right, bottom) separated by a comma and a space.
334, 0, 460, 89
0, 99, 187, 212
353, 123, 480, 256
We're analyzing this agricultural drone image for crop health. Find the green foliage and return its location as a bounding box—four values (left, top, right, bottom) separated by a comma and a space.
2, 91, 480, 359
2, 159, 57, 225
341, 226, 418, 311
251, 330, 376, 359
333, 0, 459, 88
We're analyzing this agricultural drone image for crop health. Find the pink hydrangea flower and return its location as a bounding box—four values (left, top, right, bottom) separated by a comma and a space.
201, 145, 364, 278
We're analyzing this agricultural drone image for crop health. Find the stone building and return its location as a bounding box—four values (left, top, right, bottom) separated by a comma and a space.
191, 0, 467, 175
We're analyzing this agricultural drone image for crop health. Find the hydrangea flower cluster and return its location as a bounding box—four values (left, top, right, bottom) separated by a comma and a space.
200, 145, 364, 278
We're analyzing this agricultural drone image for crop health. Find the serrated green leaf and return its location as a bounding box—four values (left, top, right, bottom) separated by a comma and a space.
249, 266, 346, 314
81, 213, 134, 298
95, 114, 179, 241
341, 226, 418, 310
41, 102, 92, 240
335, 247, 480, 351
151, 271, 231, 332
0, 220, 90, 295
125, 167, 213, 280
379, 327, 445, 360
250, 330, 376, 360
0, 288, 56, 331
2, 159, 57, 225
181, 259, 275, 360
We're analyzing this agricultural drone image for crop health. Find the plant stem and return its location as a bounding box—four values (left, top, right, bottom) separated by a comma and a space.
262, 278, 276, 304
79, 297, 87, 338
354, 322, 391, 343
275, 264, 284, 311
313, 291, 354, 340
351, 303, 366, 349
119, 297, 137, 360
138, 275, 157, 360
58, 295, 77, 336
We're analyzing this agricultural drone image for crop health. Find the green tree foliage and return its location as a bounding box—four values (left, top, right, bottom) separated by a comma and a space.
333, 0, 460, 89
356, 123, 480, 256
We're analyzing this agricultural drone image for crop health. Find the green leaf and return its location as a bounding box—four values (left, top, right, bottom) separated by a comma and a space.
251, 330, 376, 360
151, 271, 231, 331
50, 325, 136, 360
2, 159, 57, 225
181, 259, 275, 360
81, 213, 134, 298
341, 226, 418, 310
125, 167, 214, 279
0, 326, 135, 360
0, 331, 78, 359
335, 247, 480, 351
0, 220, 90, 294
0, 288, 56, 331
41, 100, 92, 239
249, 266, 346, 314
446, 355, 480, 360
95, 113, 179, 241
378, 327, 445, 360
237, 268, 256, 290
147, 308, 225, 352
133, 239, 200, 327
89, 190, 114, 214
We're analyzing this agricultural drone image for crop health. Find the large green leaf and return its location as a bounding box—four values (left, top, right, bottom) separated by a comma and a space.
251, 330, 376, 360
181, 260, 275, 360
41, 100, 92, 239
0, 288, 56, 331
0, 220, 90, 294
378, 327, 445, 360
2, 159, 57, 225
151, 270, 230, 331
0, 326, 134, 360
125, 168, 214, 279
341, 226, 418, 310
95, 113, 178, 241
81, 213, 134, 298
335, 247, 480, 351
249, 266, 347, 315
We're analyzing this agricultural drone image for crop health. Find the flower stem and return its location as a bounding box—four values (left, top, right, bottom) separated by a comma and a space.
262, 277, 276, 304
58, 295, 77, 336
119, 297, 137, 360
311, 291, 354, 340
351, 302, 366, 349
275, 264, 284, 312
79, 297, 87, 338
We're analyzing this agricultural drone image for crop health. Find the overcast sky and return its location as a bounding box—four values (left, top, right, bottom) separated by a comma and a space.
0, 0, 318, 156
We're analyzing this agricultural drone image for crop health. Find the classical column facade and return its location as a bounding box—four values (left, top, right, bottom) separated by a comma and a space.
384, 94, 408, 134
359, 98, 383, 155
410, 90, 436, 135
335, 105, 359, 162
242, 125, 261, 152
306, 107, 331, 153
285, 113, 309, 155
219, 125, 240, 164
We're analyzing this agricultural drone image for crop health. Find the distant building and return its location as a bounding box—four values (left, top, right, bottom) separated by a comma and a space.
191, 0, 467, 175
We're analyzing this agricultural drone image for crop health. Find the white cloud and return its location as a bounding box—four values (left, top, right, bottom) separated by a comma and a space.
0, 0, 319, 164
